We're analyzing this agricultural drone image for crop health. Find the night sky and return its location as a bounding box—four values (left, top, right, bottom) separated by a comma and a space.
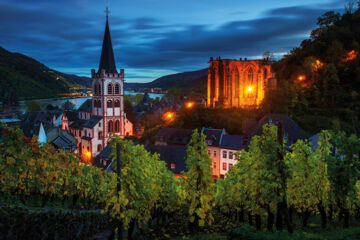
0, 0, 347, 82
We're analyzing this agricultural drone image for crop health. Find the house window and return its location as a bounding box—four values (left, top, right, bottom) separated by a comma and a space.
213, 162, 216, 169
170, 162, 175, 170
213, 151, 216, 157
115, 83, 120, 94
229, 163, 233, 170
87, 146, 89, 151
114, 99, 120, 107
98, 131, 103, 140
223, 151, 227, 158
99, 122, 101, 127
85, 130, 87, 136
107, 100, 113, 108
107, 84, 113, 94
97, 144, 102, 152
229, 152, 233, 159
223, 163, 227, 170
79, 131, 81, 137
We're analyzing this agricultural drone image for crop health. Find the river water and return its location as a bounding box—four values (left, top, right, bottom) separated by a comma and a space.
18, 91, 163, 113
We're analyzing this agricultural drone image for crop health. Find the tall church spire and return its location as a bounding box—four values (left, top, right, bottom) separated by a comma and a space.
98, 6, 117, 74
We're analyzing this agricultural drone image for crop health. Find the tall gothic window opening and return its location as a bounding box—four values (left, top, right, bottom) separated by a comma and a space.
94, 100, 97, 108
94, 84, 98, 95
98, 84, 101, 94
107, 84, 113, 94
114, 99, 120, 107
108, 120, 113, 133
115, 84, 120, 94
97, 100, 101, 108
115, 120, 120, 132
107, 100, 113, 108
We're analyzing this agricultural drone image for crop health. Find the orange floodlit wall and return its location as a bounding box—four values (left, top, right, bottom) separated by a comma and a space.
207, 58, 275, 109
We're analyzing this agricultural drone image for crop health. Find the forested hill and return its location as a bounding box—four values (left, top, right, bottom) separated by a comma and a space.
269, 5, 360, 134
125, 68, 208, 96
0, 46, 91, 100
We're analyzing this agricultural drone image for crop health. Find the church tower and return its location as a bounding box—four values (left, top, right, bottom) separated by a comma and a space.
91, 8, 130, 145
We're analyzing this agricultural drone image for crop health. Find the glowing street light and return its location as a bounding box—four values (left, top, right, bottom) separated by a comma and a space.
163, 111, 175, 121
186, 101, 194, 109
297, 75, 306, 82
247, 86, 253, 92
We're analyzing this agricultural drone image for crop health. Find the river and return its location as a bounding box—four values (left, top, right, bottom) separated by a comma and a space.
18, 91, 164, 113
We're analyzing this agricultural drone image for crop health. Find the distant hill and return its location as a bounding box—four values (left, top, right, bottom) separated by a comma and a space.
125, 68, 208, 96
0, 46, 90, 100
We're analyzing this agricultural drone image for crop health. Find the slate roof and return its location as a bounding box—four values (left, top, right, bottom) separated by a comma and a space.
52, 135, 77, 151
83, 116, 102, 128
64, 110, 79, 122
69, 119, 86, 130
78, 99, 92, 112
249, 114, 309, 145
220, 135, 244, 150
155, 127, 193, 145
96, 145, 113, 161
98, 17, 117, 74
201, 128, 225, 147
146, 145, 187, 174
21, 111, 63, 138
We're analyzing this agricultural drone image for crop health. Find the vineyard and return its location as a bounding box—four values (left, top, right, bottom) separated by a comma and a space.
0, 122, 360, 239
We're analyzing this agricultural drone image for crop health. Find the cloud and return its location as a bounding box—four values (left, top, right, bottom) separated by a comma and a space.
0, 1, 347, 82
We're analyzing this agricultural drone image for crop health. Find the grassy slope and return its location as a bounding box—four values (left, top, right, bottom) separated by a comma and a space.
0, 46, 90, 100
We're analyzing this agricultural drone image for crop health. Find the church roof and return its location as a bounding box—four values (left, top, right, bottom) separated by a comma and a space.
98, 17, 117, 74
78, 99, 92, 112
83, 116, 102, 128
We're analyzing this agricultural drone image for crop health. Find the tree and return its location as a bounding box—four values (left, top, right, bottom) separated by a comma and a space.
25, 100, 41, 112
183, 129, 214, 228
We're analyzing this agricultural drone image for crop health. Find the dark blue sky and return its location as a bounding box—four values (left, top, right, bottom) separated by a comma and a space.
0, 0, 347, 82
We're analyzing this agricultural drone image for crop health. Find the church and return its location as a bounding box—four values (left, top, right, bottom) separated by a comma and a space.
207, 57, 277, 109
62, 11, 133, 162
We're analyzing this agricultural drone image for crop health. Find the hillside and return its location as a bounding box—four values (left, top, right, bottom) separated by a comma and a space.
270, 7, 360, 134
0, 46, 90, 100
125, 68, 208, 96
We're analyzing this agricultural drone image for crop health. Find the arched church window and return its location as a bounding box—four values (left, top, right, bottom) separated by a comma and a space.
107, 100, 113, 108
264, 68, 268, 80
115, 83, 120, 94
98, 100, 101, 108
114, 99, 120, 107
94, 100, 97, 108
94, 84, 98, 95
248, 68, 253, 83
108, 120, 113, 133
115, 120, 120, 132
98, 84, 102, 95
107, 84, 113, 94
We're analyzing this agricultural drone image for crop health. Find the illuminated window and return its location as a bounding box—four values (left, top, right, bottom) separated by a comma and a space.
223, 163, 227, 170
114, 100, 120, 107
223, 151, 227, 158
229, 152, 233, 159
107, 84, 113, 94
170, 162, 175, 170
115, 84, 120, 94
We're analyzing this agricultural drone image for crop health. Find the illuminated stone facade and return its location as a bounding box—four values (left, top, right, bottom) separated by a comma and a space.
207, 57, 276, 108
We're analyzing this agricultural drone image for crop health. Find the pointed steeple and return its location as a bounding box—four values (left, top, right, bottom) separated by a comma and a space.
98, 7, 117, 74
